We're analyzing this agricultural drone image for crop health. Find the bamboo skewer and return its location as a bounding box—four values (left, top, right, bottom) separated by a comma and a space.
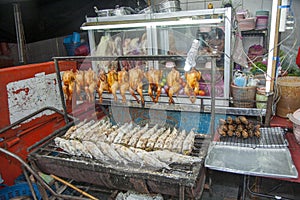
50, 174, 99, 200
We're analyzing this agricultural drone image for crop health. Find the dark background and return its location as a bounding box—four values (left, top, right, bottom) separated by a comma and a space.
0, 0, 148, 43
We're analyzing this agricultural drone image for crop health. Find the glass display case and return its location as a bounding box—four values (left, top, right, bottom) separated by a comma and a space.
80, 8, 232, 109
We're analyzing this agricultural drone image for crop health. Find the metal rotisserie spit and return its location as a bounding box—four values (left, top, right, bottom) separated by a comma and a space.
29, 117, 211, 199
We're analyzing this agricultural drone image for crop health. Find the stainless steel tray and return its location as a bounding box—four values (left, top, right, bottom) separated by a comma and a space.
205, 127, 298, 179
205, 144, 298, 178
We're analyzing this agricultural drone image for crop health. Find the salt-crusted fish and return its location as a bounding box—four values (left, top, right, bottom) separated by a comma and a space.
113, 122, 134, 144
163, 127, 178, 150
148, 150, 202, 164
145, 127, 165, 151
105, 123, 128, 143
96, 141, 128, 165
128, 124, 149, 147
130, 147, 171, 170
120, 125, 140, 146
70, 120, 95, 140
172, 129, 187, 153
81, 120, 103, 141
182, 129, 195, 155
68, 139, 93, 158
136, 124, 158, 149
154, 127, 171, 150
82, 140, 109, 161
64, 120, 86, 139
112, 144, 144, 165
54, 137, 76, 155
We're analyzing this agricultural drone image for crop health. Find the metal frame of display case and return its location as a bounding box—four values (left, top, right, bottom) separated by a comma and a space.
81, 8, 232, 107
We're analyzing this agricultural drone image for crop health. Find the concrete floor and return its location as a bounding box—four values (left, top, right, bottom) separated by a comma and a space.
200, 170, 300, 200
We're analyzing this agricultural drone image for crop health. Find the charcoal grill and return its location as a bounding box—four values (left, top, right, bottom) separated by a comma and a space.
29, 127, 211, 199
205, 127, 298, 179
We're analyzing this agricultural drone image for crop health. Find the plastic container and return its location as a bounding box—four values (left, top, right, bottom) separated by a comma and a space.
231, 83, 257, 108
287, 109, 300, 144
72, 32, 81, 43
64, 43, 81, 56
0, 183, 41, 200
276, 76, 300, 118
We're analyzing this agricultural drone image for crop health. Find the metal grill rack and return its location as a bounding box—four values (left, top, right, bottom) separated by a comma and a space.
216, 127, 287, 149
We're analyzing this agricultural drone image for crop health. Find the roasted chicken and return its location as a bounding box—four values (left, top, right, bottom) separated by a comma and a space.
184, 67, 201, 103
144, 66, 163, 103
107, 66, 119, 101
97, 69, 109, 103
62, 70, 75, 101
129, 64, 145, 105
75, 70, 85, 101
166, 67, 181, 104
84, 68, 97, 102
118, 67, 130, 103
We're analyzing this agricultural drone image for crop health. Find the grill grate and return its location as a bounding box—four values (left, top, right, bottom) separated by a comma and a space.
216, 127, 287, 149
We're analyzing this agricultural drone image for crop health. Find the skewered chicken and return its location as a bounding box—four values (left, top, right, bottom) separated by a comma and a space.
129, 64, 145, 105
184, 67, 201, 103
84, 68, 97, 102
97, 69, 109, 103
62, 70, 75, 101
75, 70, 85, 101
118, 67, 130, 103
144, 66, 163, 103
107, 66, 119, 102
166, 66, 181, 104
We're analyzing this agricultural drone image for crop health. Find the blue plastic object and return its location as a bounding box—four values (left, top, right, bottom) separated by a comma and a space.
64, 42, 81, 56
0, 183, 41, 200
72, 32, 81, 43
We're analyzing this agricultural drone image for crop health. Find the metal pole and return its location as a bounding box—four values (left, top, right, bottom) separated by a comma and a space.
13, 3, 27, 65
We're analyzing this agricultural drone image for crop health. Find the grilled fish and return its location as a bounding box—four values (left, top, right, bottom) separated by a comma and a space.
163, 127, 178, 150
136, 124, 158, 149
182, 129, 195, 155
130, 147, 171, 170
148, 150, 202, 164
154, 127, 171, 150
120, 125, 140, 146
128, 124, 149, 147
96, 141, 128, 165
145, 127, 165, 151
172, 129, 187, 153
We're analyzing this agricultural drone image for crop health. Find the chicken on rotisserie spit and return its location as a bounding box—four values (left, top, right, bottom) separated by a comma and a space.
97, 69, 109, 103
118, 67, 130, 103
62, 70, 75, 101
75, 70, 85, 101
166, 65, 181, 104
129, 64, 145, 105
107, 65, 119, 102
184, 67, 201, 103
144, 66, 163, 103
84, 68, 97, 102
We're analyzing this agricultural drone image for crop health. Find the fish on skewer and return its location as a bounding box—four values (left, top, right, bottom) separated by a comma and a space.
148, 150, 202, 165
182, 129, 195, 155
145, 127, 166, 151
120, 125, 141, 146
113, 122, 134, 144
82, 140, 109, 162
136, 124, 158, 149
96, 141, 128, 165
112, 144, 144, 166
105, 123, 129, 143
130, 147, 171, 170
163, 127, 178, 150
154, 127, 171, 150
128, 124, 149, 147
172, 129, 187, 153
